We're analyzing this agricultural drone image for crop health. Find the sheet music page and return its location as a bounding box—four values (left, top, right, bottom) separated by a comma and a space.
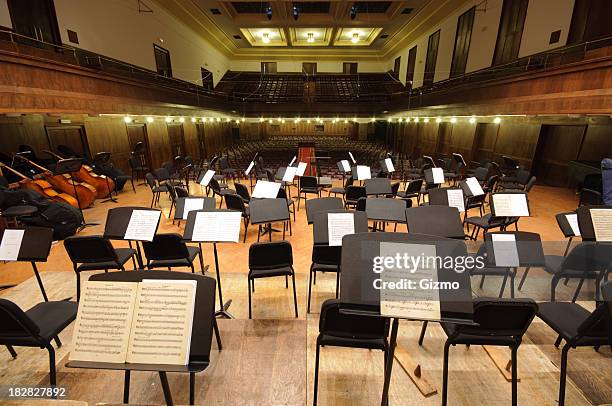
245, 161, 255, 176
356, 165, 371, 180
590, 209, 612, 241
296, 162, 308, 176
283, 166, 298, 182
0, 229, 24, 261
447, 189, 465, 212
252, 180, 281, 199
126, 280, 197, 365
200, 170, 215, 186
565, 213, 581, 236
491, 234, 520, 267
182, 198, 204, 220
191, 211, 242, 242
379, 243, 441, 320
288, 156, 296, 166
466, 177, 485, 196
384, 158, 395, 173
348, 152, 356, 164
492, 194, 529, 217
327, 213, 355, 247
124, 210, 161, 241
432, 168, 445, 184
341, 160, 351, 172
69, 281, 138, 363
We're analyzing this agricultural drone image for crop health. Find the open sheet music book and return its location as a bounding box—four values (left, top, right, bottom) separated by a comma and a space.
70, 279, 197, 366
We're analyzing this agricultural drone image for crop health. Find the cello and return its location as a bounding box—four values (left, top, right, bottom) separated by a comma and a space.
43, 149, 115, 199
13, 154, 97, 209
0, 162, 79, 208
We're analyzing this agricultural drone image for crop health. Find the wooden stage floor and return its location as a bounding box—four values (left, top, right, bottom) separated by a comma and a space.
0, 179, 610, 405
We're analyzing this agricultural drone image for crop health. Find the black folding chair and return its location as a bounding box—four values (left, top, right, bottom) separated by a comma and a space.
344, 185, 366, 209
0, 299, 77, 385
145, 172, 168, 208
397, 179, 423, 204
297, 176, 322, 210
224, 193, 250, 242
234, 182, 251, 205
64, 235, 137, 301
441, 298, 538, 406
313, 299, 389, 406
248, 241, 298, 319
142, 233, 206, 274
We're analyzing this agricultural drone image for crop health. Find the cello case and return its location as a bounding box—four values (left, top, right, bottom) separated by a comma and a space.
0, 186, 83, 240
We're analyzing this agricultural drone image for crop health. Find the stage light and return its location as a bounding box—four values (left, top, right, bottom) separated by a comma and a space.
344, 119, 349, 124
398, 118, 403, 123
259, 117, 264, 122
469, 116, 476, 124
424, 118, 429, 123
190, 117, 196, 123
123, 116, 132, 124
307, 119, 311, 124
349, 4, 358, 20
351, 33, 359, 44
493, 116, 502, 124
435, 117, 442, 123
265, 6, 272, 20
387, 117, 392, 122
225, 117, 230, 122
413, 117, 419, 123
371, 117, 376, 122
216, 117, 221, 122
241, 117, 245, 122
405, 118, 410, 123
282, 119, 286, 123
146, 116, 154, 123
268, 119, 273, 124
165, 117, 172, 123
450, 117, 457, 124
292, 5, 299, 21
178, 117, 185, 123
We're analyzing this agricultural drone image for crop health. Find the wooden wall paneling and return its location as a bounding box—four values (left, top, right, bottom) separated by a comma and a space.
448, 122, 477, 161
418, 122, 439, 157
436, 122, 452, 156
83, 117, 132, 173
182, 122, 199, 159
144, 121, 172, 170
578, 125, 612, 162
492, 123, 541, 170
532, 124, 585, 186
472, 123, 499, 163
0, 115, 48, 159
44, 125, 89, 157
167, 123, 187, 158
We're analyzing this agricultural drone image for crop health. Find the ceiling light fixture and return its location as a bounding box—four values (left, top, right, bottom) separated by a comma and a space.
165, 117, 172, 123
146, 116, 154, 123
450, 117, 457, 124
307, 32, 315, 43
123, 116, 132, 124
179, 117, 185, 123
261, 32, 270, 44
493, 116, 502, 124
424, 118, 429, 123
435, 117, 442, 123
351, 33, 359, 44
469, 116, 476, 124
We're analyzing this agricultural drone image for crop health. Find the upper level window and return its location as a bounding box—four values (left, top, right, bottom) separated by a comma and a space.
154, 44, 172, 77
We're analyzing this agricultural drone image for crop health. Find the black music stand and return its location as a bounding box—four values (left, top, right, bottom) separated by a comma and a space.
312, 210, 368, 245
249, 198, 290, 241
365, 198, 407, 231
183, 209, 238, 319
339, 232, 475, 406
0, 227, 53, 301
66, 270, 219, 406
576, 204, 612, 242
93, 152, 117, 203
405, 206, 466, 239
54, 158, 98, 229
555, 211, 580, 255
364, 178, 392, 196
305, 197, 344, 225
173, 197, 216, 226
103, 206, 162, 269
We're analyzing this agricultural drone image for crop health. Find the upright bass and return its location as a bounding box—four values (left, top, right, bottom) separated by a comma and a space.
13, 154, 97, 209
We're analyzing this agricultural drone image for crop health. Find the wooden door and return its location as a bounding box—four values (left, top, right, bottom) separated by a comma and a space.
472, 123, 499, 163
7, 0, 61, 46
436, 123, 452, 156
532, 125, 586, 186
493, 0, 528, 65
126, 124, 152, 169
167, 124, 186, 157
45, 126, 89, 158
405, 46, 417, 89
423, 30, 440, 87
302, 63, 317, 75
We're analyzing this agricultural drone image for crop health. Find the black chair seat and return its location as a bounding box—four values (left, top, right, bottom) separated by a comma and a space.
249, 266, 293, 279
77, 248, 136, 271
537, 302, 607, 345
149, 246, 200, 268
2, 205, 37, 217
302, 187, 321, 194
329, 187, 345, 195
318, 333, 387, 349
312, 263, 339, 273
465, 214, 506, 228
152, 185, 168, 193
440, 322, 518, 346
397, 191, 418, 198
26, 301, 78, 342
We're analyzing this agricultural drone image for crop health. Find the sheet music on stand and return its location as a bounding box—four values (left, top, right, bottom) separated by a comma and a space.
191, 211, 242, 243
0, 229, 25, 261
340, 160, 351, 172
491, 193, 530, 217
590, 209, 612, 241
446, 189, 465, 212
465, 177, 484, 196
431, 168, 444, 184
566, 213, 581, 236
182, 198, 206, 220
296, 162, 308, 177
245, 161, 255, 176
383, 158, 395, 173
348, 152, 356, 164
356, 165, 371, 180
124, 210, 161, 241
491, 234, 520, 267
288, 156, 297, 167
252, 180, 282, 199
200, 170, 215, 186
282, 166, 298, 182
327, 213, 355, 247
379, 242, 441, 320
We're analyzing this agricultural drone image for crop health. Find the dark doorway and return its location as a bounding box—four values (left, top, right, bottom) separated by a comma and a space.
153, 44, 172, 77
7, 0, 62, 47
343, 62, 358, 74
493, 0, 529, 65
532, 125, 586, 186
568, 0, 612, 43
405, 46, 417, 89
45, 125, 89, 158
196, 123, 207, 160
393, 56, 401, 77
201, 67, 213, 90
261, 62, 277, 73
450, 6, 476, 77
167, 123, 186, 157
302, 62, 317, 75
126, 124, 152, 169
423, 30, 440, 87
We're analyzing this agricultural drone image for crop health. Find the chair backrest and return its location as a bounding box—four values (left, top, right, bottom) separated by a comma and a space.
249, 240, 293, 269
219, 156, 229, 170
234, 183, 251, 201
524, 176, 537, 193
562, 242, 612, 273
474, 167, 489, 182
145, 172, 157, 189
64, 235, 118, 264
390, 182, 400, 195
128, 155, 139, 169
142, 233, 190, 261
301, 176, 318, 188
579, 188, 603, 206
0, 299, 41, 341
485, 174, 499, 190
356, 197, 367, 211
405, 179, 423, 193
319, 299, 389, 339
346, 185, 366, 200
344, 176, 354, 190
162, 161, 175, 175
516, 169, 531, 185
154, 167, 170, 182
224, 193, 246, 213
208, 177, 221, 193
457, 298, 538, 337
575, 299, 612, 339
405, 206, 465, 239
277, 187, 289, 199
